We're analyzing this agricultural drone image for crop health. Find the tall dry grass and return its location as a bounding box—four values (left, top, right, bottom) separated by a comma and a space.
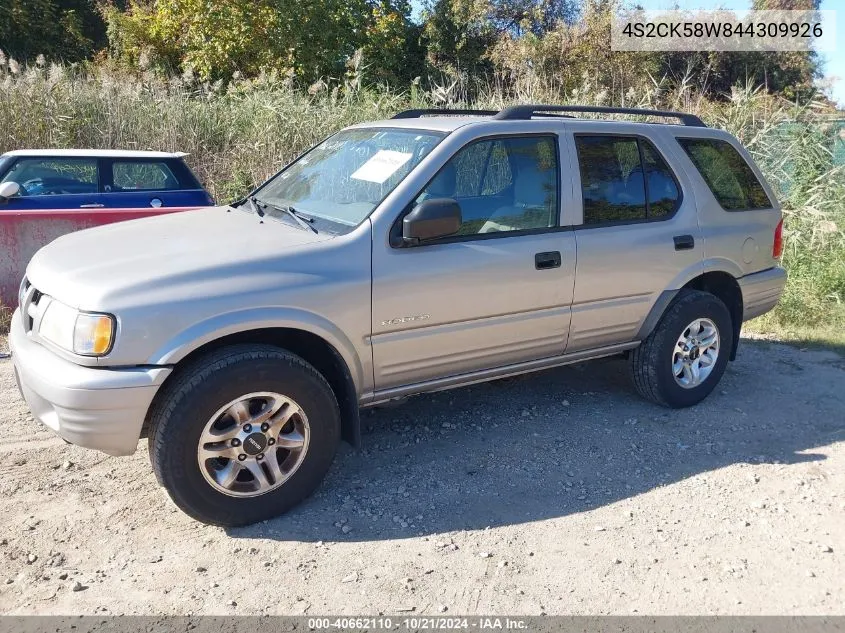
0, 301, 10, 332
0, 62, 843, 332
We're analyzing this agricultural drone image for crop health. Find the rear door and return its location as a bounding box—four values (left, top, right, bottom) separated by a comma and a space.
565, 126, 703, 353
101, 157, 210, 213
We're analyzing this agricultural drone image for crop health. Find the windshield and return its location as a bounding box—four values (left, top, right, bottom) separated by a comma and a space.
254, 128, 444, 228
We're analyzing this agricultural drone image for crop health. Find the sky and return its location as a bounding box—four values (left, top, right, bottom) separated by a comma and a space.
410, 0, 843, 107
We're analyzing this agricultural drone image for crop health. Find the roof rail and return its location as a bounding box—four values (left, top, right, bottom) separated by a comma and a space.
392, 109, 500, 119
494, 105, 706, 127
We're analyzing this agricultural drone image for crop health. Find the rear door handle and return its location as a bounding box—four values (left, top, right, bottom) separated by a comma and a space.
674, 234, 695, 251
80, 203, 104, 208
535, 251, 561, 270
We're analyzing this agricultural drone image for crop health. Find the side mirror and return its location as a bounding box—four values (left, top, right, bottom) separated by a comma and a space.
0, 181, 20, 201
402, 198, 462, 243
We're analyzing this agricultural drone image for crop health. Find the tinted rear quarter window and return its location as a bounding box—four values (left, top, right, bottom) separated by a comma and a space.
112, 160, 179, 191
678, 138, 772, 210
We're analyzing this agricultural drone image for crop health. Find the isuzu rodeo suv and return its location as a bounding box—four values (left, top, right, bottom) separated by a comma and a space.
10, 105, 787, 526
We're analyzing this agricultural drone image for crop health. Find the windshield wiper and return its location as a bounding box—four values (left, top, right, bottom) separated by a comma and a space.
245, 196, 265, 217
262, 200, 319, 234
240, 196, 319, 233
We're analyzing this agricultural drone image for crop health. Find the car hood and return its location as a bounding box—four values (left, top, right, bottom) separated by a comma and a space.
26, 206, 334, 310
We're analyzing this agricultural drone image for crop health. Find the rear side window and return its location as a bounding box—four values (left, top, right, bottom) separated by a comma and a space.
575, 136, 680, 225
677, 138, 772, 210
111, 161, 179, 191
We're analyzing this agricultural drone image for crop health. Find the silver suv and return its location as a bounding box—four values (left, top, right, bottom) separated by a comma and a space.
10, 105, 787, 526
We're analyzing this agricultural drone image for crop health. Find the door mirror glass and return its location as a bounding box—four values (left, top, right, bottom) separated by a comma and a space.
403, 198, 462, 242
0, 181, 20, 200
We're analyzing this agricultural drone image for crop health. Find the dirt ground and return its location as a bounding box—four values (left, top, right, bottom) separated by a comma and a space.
0, 337, 843, 616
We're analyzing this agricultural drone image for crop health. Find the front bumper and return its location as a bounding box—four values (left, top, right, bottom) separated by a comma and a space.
739, 266, 788, 322
9, 309, 172, 456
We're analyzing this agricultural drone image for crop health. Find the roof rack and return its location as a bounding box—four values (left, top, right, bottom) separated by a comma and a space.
391, 105, 706, 127
494, 105, 706, 127
392, 109, 500, 119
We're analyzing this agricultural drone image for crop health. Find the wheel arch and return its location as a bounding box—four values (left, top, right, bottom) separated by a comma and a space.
681, 271, 743, 361
149, 308, 363, 378
638, 270, 743, 361
142, 325, 362, 447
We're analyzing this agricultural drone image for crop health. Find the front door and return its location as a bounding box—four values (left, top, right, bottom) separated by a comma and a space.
0, 156, 101, 212
371, 134, 576, 391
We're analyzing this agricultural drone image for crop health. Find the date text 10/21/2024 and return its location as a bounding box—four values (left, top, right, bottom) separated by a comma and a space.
307, 617, 529, 630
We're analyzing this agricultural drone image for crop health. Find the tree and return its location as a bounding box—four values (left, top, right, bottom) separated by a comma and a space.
488, 0, 579, 36
657, 0, 823, 100
106, 0, 417, 83
0, 0, 108, 62
485, 0, 660, 100
361, 1, 424, 84
420, 0, 579, 77
421, 0, 497, 76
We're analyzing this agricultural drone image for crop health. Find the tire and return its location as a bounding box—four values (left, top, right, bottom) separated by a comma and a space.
148, 344, 340, 526
630, 289, 733, 408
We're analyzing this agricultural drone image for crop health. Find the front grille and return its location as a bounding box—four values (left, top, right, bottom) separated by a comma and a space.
18, 277, 30, 308
21, 281, 43, 333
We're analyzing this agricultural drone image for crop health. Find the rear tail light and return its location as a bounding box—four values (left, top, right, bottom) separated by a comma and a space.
773, 218, 784, 259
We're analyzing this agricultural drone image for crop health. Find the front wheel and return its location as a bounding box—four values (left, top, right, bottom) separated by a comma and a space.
630, 289, 733, 408
148, 345, 340, 526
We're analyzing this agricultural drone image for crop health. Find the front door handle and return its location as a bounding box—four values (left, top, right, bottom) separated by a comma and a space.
535, 251, 561, 270
80, 203, 104, 208
674, 234, 695, 251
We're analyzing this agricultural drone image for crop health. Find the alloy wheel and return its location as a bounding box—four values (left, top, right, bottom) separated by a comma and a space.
671, 318, 720, 389
196, 392, 310, 497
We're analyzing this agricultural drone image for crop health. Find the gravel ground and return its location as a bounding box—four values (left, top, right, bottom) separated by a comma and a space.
0, 338, 843, 616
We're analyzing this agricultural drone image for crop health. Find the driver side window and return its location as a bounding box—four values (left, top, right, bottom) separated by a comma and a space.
414, 135, 559, 236
2, 158, 98, 196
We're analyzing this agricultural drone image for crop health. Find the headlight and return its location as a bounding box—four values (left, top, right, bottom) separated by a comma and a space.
39, 299, 115, 356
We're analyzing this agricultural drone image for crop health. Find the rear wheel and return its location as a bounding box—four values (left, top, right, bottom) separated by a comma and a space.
630, 289, 733, 408
148, 345, 340, 526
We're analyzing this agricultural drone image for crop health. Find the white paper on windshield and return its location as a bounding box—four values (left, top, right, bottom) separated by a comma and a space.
351, 150, 413, 184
